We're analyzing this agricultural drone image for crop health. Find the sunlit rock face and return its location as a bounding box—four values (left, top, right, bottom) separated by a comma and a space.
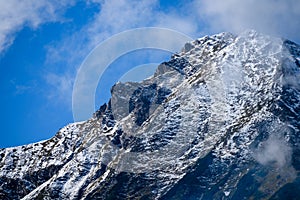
1, 30, 300, 199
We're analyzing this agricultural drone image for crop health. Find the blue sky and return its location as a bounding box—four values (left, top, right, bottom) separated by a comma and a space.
1, 0, 300, 148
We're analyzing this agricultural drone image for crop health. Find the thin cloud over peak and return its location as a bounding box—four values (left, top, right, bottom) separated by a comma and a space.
196, 0, 300, 42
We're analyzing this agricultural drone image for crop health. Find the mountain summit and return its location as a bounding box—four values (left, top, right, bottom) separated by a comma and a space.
1, 31, 300, 199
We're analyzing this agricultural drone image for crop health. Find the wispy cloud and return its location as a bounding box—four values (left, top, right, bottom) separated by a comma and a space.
10, 79, 37, 95
254, 134, 292, 168
0, 0, 75, 53
195, 0, 300, 42
45, 72, 74, 107
45, 0, 198, 67
252, 120, 296, 181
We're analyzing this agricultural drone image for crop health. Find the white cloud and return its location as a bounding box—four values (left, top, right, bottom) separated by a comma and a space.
86, 0, 201, 44
10, 79, 37, 95
45, 72, 74, 107
155, 13, 198, 37
0, 0, 74, 53
254, 134, 292, 168
87, 0, 157, 40
46, 0, 198, 66
194, 0, 300, 42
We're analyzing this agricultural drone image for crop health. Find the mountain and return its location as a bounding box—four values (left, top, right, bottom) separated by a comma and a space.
1, 30, 300, 199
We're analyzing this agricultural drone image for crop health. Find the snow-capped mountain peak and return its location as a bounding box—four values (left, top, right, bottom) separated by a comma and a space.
1, 30, 300, 199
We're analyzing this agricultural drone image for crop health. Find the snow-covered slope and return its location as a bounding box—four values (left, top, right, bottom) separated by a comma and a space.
1, 30, 300, 199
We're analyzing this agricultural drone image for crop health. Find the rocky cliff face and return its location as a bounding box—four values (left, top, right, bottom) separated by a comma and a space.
1, 30, 300, 199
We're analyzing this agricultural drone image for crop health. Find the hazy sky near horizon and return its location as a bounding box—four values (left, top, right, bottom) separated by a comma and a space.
1, 0, 300, 147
